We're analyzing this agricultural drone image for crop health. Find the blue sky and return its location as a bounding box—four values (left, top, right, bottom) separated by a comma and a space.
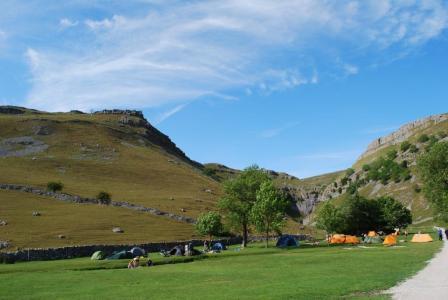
0, 1, 447, 178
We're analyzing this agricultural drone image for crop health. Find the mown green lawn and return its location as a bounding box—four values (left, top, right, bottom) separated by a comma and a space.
0, 241, 441, 299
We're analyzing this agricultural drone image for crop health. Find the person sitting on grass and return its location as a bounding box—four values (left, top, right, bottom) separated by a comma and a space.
128, 257, 140, 269
203, 240, 210, 252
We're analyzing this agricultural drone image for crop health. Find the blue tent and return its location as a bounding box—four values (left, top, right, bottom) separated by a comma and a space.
276, 235, 299, 248
106, 250, 134, 260
130, 247, 146, 257
211, 242, 226, 251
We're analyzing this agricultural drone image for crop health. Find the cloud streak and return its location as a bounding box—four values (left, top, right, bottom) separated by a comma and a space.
12, 0, 448, 111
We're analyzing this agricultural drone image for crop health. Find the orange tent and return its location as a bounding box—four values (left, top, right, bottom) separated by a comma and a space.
330, 234, 360, 244
330, 234, 346, 244
411, 234, 433, 243
367, 231, 377, 237
345, 235, 360, 244
383, 235, 397, 246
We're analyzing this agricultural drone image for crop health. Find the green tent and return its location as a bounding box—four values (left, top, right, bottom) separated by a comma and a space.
91, 251, 106, 260
363, 236, 383, 244
106, 250, 133, 260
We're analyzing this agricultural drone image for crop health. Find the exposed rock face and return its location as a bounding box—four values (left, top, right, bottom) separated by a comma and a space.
95, 109, 203, 169
360, 113, 448, 159
0, 136, 48, 157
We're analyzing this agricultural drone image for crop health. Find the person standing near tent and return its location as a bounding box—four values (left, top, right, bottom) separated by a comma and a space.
438, 228, 443, 241
404, 230, 408, 241
128, 257, 140, 269
445, 229, 448, 240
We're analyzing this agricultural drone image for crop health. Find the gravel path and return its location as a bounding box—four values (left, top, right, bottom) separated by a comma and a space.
389, 234, 448, 300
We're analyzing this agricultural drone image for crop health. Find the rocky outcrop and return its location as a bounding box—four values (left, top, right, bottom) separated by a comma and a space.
0, 136, 48, 157
0, 183, 196, 224
360, 113, 448, 159
95, 109, 203, 169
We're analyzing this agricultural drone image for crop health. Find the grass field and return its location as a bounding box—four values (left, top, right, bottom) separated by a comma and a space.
0, 189, 196, 250
0, 241, 441, 299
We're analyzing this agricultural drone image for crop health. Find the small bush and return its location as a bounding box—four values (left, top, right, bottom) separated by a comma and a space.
386, 149, 398, 160
362, 164, 371, 172
47, 181, 64, 192
438, 131, 447, 139
409, 144, 419, 153
346, 168, 355, 177
340, 177, 349, 186
417, 134, 430, 143
400, 141, 411, 152
414, 184, 421, 193
97, 191, 111, 205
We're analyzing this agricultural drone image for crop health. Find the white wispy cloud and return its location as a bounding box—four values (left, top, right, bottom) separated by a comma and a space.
154, 103, 187, 125
259, 122, 300, 139
16, 0, 448, 111
59, 18, 78, 28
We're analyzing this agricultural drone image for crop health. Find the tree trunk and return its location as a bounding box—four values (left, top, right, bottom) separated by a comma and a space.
265, 224, 269, 248
242, 223, 248, 248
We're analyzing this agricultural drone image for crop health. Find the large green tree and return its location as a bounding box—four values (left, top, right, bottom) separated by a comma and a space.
418, 142, 448, 221
377, 196, 412, 232
315, 202, 345, 234
195, 211, 223, 242
251, 181, 289, 248
218, 165, 270, 247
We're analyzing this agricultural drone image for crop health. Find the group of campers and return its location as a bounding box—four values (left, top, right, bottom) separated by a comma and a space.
327, 228, 436, 246
91, 241, 229, 270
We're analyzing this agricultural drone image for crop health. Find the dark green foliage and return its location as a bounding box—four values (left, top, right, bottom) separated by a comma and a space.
316, 195, 412, 235
386, 149, 398, 160
203, 167, 217, 179
333, 182, 338, 188
400, 141, 411, 152
438, 131, 447, 139
417, 134, 430, 143
362, 164, 371, 172
425, 135, 439, 152
418, 142, 448, 221
414, 184, 421, 193
195, 211, 223, 241
97, 191, 111, 205
376, 196, 412, 232
341, 177, 349, 186
365, 156, 411, 185
218, 165, 271, 247
346, 168, 355, 176
338, 187, 343, 194
47, 181, 64, 192
409, 144, 419, 153
251, 181, 289, 247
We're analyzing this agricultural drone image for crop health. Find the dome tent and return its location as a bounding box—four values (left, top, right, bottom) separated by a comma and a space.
383, 235, 397, 246
91, 251, 105, 260
411, 234, 433, 243
363, 236, 383, 244
212, 242, 227, 251
130, 247, 146, 257
276, 235, 299, 248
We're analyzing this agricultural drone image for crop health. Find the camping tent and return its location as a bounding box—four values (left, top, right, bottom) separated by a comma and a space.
344, 235, 360, 244
91, 251, 105, 260
130, 247, 146, 257
212, 242, 227, 251
169, 245, 184, 256
383, 235, 397, 246
367, 231, 377, 237
364, 236, 382, 244
330, 234, 359, 244
330, 234, 346, 244
106, 250, 134, 260
411, 234, 433, 243
276, 235, 299, 248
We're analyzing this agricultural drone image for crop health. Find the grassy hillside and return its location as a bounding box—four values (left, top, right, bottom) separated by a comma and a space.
0, 190, 196, 251
309, 113, 448, 225
0, 108, 220, 219
0, 107, 221, 249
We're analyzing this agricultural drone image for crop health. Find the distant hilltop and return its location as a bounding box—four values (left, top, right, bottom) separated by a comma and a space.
360, 113, 448, 159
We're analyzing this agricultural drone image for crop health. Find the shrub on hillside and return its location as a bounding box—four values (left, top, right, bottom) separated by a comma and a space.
400, 141, 411, 152
417, 134, 430, 143
409, 144, 419, 153
346, 168, 355, 177
386, 149, 398, 160
47, 181, 64, 192
97, 191, 111, 205
362, 164, 371, 172
438, 131, 447, 139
